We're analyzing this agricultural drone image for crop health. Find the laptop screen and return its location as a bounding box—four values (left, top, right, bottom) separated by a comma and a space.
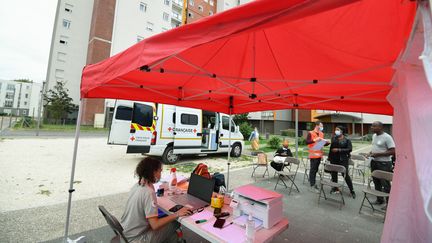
187, 173, 215, 203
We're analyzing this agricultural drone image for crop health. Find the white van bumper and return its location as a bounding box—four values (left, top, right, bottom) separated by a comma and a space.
145, 145, 166, 157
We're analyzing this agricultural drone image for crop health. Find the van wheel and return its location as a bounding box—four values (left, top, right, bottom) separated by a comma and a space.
162, 146, 179, 164
230, 143, 242, 157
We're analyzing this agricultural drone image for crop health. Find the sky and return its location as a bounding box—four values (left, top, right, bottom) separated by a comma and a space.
0, 0, 57, 83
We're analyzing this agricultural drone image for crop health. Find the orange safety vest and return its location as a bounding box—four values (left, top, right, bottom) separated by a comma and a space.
308, 131, 324, 159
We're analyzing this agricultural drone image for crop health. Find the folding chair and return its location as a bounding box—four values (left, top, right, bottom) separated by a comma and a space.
318, 163, 346, 209
349, 154, 367, 184
274, 157, 300, 195
301, 147, 310, 184
251, 152, 269, 178
98, 205, 129, 243
359, 170, 393, 221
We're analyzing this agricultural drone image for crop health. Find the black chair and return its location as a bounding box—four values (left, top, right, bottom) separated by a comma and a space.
98, 205, 129, 243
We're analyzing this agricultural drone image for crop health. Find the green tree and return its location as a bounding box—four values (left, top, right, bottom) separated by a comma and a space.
233, 113, 249, 124
239, 122, 253, 140
43, 81, 78, 123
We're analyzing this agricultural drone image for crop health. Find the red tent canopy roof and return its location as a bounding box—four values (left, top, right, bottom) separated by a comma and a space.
81, 0, 416, 115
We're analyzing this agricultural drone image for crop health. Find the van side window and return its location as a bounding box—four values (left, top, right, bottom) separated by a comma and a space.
132, 103, 153, 127
222, 116, 235, 132
181, 113, 198, 125
115, 106, 133, 120
172, 112, 176, 124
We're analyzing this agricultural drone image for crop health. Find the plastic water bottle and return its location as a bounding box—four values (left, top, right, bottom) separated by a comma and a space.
246, 213, 255, 242
170, 168, 177, 191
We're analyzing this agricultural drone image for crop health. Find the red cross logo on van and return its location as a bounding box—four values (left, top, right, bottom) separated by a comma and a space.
130, 136, 136, 141
168, 127, 172, 132
193, 129, 197, 133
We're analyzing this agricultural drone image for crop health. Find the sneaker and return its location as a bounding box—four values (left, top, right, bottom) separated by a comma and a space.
351, 191, 356, 199
313, 185, 320, 194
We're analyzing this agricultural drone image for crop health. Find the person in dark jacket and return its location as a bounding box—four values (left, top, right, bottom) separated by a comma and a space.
328, 126, 356, 198
270, 140, 293, 171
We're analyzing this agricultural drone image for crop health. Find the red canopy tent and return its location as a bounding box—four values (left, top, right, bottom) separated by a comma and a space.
66, 0, 432, 242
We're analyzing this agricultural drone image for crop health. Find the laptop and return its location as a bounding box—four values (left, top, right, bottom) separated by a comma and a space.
170, 173, 215, 210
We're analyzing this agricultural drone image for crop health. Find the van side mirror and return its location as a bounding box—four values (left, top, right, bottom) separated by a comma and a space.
154, 116, 159, 120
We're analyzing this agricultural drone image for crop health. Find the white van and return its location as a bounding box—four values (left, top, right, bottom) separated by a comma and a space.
108, 100, 244, 164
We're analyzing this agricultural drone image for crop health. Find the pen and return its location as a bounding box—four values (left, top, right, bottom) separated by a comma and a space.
195, 219, 207, 224
222, 222, 233, 229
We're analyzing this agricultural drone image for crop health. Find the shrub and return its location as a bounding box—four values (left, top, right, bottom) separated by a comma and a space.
281, 129, 296, 137
267, 136, 281, 149
239, 122, 253, 140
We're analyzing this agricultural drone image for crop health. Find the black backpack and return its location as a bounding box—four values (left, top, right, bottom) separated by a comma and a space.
212, 172, 226, 192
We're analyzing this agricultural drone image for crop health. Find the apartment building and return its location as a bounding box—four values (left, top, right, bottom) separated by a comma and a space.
0, 79, 42, 117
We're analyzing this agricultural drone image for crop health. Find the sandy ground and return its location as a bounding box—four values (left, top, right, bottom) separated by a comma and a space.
0, 137, 249, 212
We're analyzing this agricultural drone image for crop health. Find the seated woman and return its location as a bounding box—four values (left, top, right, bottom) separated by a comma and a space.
121, 157, 192, 243
270, 140, 293, 171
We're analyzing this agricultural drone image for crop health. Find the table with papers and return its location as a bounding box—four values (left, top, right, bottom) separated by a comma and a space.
157, 185, 289, 243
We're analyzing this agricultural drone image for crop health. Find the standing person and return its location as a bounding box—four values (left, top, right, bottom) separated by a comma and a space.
121, 157, 192, 243
306, 121, 329, 193
270, 139, 293, 171
369, 121, 395, 208
328, 126, 356, 198
249, 127, 260, 151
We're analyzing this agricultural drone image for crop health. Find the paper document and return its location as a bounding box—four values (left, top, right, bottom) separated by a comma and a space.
234, 185, 281, 201
312, 139, 327, 150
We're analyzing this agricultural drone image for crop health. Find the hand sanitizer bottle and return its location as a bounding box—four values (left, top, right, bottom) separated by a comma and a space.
246, 213, 255, 242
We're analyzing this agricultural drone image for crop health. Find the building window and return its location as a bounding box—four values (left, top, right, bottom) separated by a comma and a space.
146, 22, 154, 31
62, 19, 71, 29
25, 94, 29, 98
55, 69, 65, 79
137, 35, 144, 43
198, 5, 203, 12
24, 102, 28, 106
57, 52, 66, 62
65, 3, 73, 13
188, 12, 194, 18
5, 93, 14, 99
4, 100, 13, 108
210, 0, 214, 6
189, 0, 194, 6
23, 110, 27, 115
164, 0, 170, 6
26, 85, 30, 89
139, 2, 147, 12
59, 35, 69, 45
7, 84, 15, 91
163, 12, 169, 21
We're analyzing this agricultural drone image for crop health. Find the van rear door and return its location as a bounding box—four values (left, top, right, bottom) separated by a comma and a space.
108, 100, 133, 145
126, 102, 156, 153
173, 107, 202, 154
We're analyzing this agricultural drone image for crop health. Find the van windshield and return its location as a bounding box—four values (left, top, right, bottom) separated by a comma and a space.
132, 103, 153, 127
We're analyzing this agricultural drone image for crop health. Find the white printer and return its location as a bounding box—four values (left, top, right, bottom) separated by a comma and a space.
232, 185, 283, 229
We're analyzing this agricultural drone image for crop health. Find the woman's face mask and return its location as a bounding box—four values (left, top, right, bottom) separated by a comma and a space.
319, 126, 324, 132
335, 130, 341, 136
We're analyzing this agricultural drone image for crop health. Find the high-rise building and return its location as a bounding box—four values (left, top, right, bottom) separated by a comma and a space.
46, 0, 190, 125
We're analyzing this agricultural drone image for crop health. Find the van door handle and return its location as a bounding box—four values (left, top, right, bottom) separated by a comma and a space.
220, 134, 224, 137
173, 132, 177, 135
130, 129, 136, 133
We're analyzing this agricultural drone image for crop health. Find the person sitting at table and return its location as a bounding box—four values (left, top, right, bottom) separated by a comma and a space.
120, 157, 192, 243
270, 139, 293, 171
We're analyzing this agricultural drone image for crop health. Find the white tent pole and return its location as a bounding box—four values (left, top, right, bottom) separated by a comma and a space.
295, 109, 299, 159
227, 96, 233, 191
361, 113, 364, 141
64, 99, 84, 243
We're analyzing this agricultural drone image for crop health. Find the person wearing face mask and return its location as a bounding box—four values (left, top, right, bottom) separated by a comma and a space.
306, 121, 330, 193
121, 157, 192, 242
328, 126, 355, 198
